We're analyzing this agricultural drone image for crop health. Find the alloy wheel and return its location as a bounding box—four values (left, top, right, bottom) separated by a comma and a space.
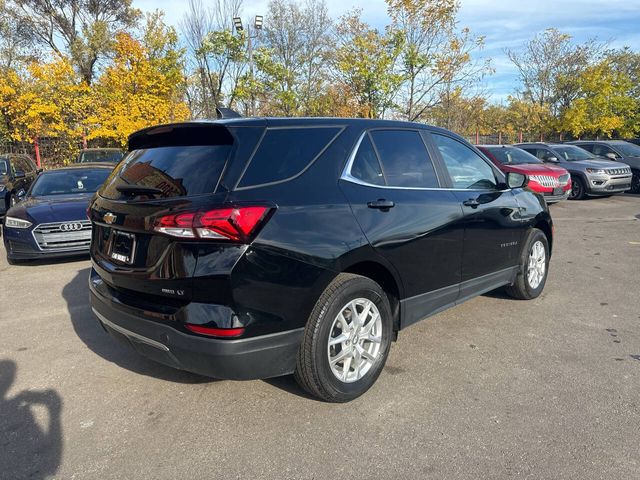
327, 298, 382, 383
527, 240, 546, 289
570, 180, 582, 199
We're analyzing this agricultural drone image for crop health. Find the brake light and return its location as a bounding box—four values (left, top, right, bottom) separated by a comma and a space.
185, 324, 245, 337
154, 206, 271, 242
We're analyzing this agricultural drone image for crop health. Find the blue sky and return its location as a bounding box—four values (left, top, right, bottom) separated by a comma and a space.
135, 0, 640, 103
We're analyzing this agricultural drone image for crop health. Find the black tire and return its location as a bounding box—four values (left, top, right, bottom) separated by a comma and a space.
629, 169, 640, 194
569, 176, 585, 200
294, 273, 393, 403
505, 228, 549, 300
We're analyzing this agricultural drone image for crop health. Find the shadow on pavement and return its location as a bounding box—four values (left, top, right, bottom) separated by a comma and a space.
63, 267, 214, 384
0, 359, 62, 479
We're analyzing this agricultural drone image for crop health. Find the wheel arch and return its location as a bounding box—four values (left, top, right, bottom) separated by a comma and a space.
343, 260, 402, 332
533, 218, 553, 255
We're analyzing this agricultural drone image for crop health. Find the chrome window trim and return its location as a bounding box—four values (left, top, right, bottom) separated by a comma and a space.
340, 130, 509, 193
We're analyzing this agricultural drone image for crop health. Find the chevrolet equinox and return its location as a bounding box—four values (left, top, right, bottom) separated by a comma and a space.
88, 118, 553, 402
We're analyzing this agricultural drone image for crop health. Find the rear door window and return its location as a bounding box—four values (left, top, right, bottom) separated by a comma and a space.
237, 127, 342, 188
369, 130, 439, 188
101, 145, 231, 199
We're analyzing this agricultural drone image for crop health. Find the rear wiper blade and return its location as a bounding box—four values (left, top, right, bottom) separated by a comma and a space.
116, 185, 163, 196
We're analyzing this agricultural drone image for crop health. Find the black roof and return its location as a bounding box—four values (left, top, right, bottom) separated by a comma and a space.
128, 117, 468, 150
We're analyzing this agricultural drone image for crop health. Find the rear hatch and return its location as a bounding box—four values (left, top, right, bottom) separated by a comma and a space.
89, 122, 264, 302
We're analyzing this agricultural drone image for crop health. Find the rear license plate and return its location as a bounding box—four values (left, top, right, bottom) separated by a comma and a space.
110, 231, 136, 264
552, 187, 563, 195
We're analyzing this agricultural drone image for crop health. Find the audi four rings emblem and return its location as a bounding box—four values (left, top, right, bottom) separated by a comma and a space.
60, 223, 83, 232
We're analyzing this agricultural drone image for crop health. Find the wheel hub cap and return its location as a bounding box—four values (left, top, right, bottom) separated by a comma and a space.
327, 298, 382, 383
527, 240, 546, 289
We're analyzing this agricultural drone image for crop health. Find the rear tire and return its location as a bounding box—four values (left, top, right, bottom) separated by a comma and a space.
294, 273, 393, 403
569, 176, 585, 200
505, 228, 549, 300
629, 169, 640, 194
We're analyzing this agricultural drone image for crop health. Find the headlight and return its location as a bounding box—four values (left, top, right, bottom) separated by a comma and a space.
4, 216, 32, 229
585, 168, 605, 174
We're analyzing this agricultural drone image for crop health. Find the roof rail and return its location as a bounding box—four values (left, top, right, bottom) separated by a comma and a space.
216, 107, 243, 119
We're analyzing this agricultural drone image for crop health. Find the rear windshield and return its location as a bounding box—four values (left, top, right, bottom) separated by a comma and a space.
237, 127, 342, 188
484, 146, 542, 165
101, 145, 231, 199
79, 150, 124, 163
31, 169, 111, 196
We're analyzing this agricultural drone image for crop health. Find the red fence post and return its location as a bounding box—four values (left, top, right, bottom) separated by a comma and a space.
475, 129, 479, 145
498, 132, 502, 144
33, 137, 41, 169
519, 131, 523, 143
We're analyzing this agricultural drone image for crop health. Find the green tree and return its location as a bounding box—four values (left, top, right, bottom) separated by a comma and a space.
6, 0, 141, 84
387, 0, 491, 122
334, 10, 404, 119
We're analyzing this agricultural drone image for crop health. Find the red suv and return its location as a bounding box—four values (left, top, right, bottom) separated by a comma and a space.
478, 145, 571, 203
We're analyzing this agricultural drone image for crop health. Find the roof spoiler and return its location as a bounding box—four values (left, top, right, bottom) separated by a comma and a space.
216, 107, 243, 119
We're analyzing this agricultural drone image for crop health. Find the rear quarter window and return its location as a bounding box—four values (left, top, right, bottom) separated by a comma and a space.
236, 127, 342, 189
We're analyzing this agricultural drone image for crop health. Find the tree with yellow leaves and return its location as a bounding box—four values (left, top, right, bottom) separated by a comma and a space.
559, 61, 637, 139
89, 13, 189, 147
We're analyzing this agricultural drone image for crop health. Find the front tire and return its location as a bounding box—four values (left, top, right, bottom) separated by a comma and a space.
294, 273, 393, 402
505, 228, 549, 300
569, 176, 585, 200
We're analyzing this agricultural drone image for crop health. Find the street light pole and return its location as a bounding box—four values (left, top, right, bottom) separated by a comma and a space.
233, 15, 263, 116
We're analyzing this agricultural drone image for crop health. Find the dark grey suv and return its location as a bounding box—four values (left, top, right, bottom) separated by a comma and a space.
569, 140, 640, 193
516, 143, 632, 200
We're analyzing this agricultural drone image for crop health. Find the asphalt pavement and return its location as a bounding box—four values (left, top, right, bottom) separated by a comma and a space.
0, 194, 639, 479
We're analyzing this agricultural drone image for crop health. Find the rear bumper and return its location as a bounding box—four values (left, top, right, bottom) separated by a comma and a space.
89, 272, 304, 380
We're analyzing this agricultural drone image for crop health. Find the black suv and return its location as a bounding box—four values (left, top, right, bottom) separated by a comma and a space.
1, 153, 39, 218
88, 118, 553, 402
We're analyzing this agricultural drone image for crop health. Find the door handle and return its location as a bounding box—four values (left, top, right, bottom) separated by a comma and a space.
463, 198, 480, 208
367, 199, 395, 210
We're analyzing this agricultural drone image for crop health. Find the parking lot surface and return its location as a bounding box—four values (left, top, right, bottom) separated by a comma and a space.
1, 195, 639, 479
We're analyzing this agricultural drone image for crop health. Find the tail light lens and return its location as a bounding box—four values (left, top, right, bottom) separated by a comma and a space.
154, 206, 271, 242
185, 324, 245, 337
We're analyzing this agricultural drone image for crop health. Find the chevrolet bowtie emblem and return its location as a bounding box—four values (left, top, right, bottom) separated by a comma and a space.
103, 212, 117, 225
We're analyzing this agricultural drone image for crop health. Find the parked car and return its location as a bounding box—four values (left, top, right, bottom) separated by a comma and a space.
568, 140, 640, 194
515, 143, 632, 200
76, 148, 124, 164
88, 118, 554, 402
477, 145, 571, 203
1, 153, 39, 218
3, 163, 113, 262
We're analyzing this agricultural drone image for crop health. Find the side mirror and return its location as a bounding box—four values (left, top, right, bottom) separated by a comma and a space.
605, 152, 618, 160
506, 172, 528, 189
15, 189, 26, 201
545, 156, 559, 163
13, 169, 25, 179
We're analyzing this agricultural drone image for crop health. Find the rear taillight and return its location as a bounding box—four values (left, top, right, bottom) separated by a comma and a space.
185, 324, 245, 337
154, 206, 271, 242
